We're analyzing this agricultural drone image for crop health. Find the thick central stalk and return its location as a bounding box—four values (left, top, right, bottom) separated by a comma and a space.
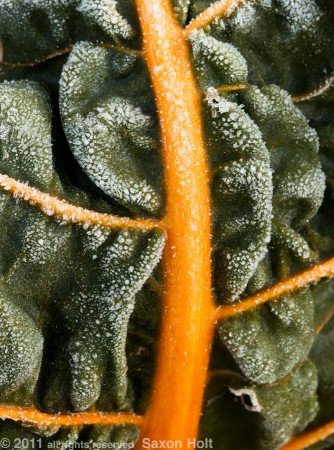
135, 0, 214, 445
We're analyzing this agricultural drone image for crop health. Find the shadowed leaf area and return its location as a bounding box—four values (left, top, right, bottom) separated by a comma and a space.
0, 0, 334, 448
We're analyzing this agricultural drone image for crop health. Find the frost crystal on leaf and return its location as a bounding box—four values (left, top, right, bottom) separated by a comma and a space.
0, 80, 165, 414
60, 42, 163, 215
205, 89, 272, 301
190, 30, 248, 89
78, 0, 134, 40
0, 1, 333, 448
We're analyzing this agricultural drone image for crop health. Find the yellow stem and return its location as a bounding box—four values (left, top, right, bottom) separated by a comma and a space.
216, 83, 252, 93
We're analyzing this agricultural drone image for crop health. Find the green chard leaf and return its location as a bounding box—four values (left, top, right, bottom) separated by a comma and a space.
0, 81, 165, 420
189, 26, 325, 384
173, 0, 191, 24
200, 360, 319, 450
0, 0, 138, 63
296, 85, 334, 450
0, 1, 334, 449
59, 42, 163, 216
189, 0, 334, 94
298, 85, 334, 257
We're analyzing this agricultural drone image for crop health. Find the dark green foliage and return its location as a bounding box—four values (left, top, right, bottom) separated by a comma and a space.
0, 0, 139, 63
200, 360, 319, 450
189, 0, 334, 94
191, 33, 324, 385
60, 42, 163, 216
0, 1, 334, 449
0, 81, 165, 419
298, 85, 334, 450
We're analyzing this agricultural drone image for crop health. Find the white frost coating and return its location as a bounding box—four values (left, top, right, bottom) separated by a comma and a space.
229, 387, 262, 412
1, 0, 133, 51
69, 339, 103, 411
78, 0, 134, 40
219, 159, 272, 297
206, 87, 232, 116
269, 293, 310, 327
60, 43, 161, 214
242, 85, 326, 230
217, 83, 323, 384
206, 89, 273, 300
273, 224, 312, 261
276, 166, 326, 218
83, 225, 111, 252
0, 0, 77, 40
66, 108, 160, 213
230, 1, 258, 31
0, 77, 165, 411
101, 230, 165, 301
277, 0, 322, 34
221, 290, 313, 384
0, 293, 43, 392
0, 82, 57, 190
190, 30, 248, 88
173, 0, 190, 20
260, 0, 272, 8
8, 218, 70, 283
65, 230, 165, 409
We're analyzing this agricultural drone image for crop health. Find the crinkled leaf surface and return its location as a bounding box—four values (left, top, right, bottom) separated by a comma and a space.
0, 1, 333, 449
190, 29, 325, 384
299, 85, 334, 258
296, 86, 334, 450
189, 0, 334, 94
200, 360, 319, 450
0, 81, 165, 418
0, 0, 139, 62
173, 0, 190, 24
217, 83, 325, 383
60, 42, 163, 216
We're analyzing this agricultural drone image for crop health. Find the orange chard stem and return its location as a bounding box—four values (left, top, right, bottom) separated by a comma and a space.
292, 72, 334, 102
214, 256, 334, 321
135, 0, 215, 447
0, 48, 73, 67
183, 0, 244, 36
0, 406, 143, 427
216, 83, 252, 93
279, 419, 334, 450
96, 43, 143, 56
0, 43, 141, 68
0, 174, 163, 231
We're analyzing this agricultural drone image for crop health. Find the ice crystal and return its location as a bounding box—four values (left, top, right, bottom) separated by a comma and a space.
276, 0, 322, 34
60, 42, 162, 215
0, 81, 165, 411
78, 0, 134, 40
0, 288, 43, 393
205, 89, 272, 301
190, 29, 248, 89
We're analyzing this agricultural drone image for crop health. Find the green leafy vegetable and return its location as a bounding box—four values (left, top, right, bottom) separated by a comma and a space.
0, 1, 334, 448
0, 81, 165, 418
